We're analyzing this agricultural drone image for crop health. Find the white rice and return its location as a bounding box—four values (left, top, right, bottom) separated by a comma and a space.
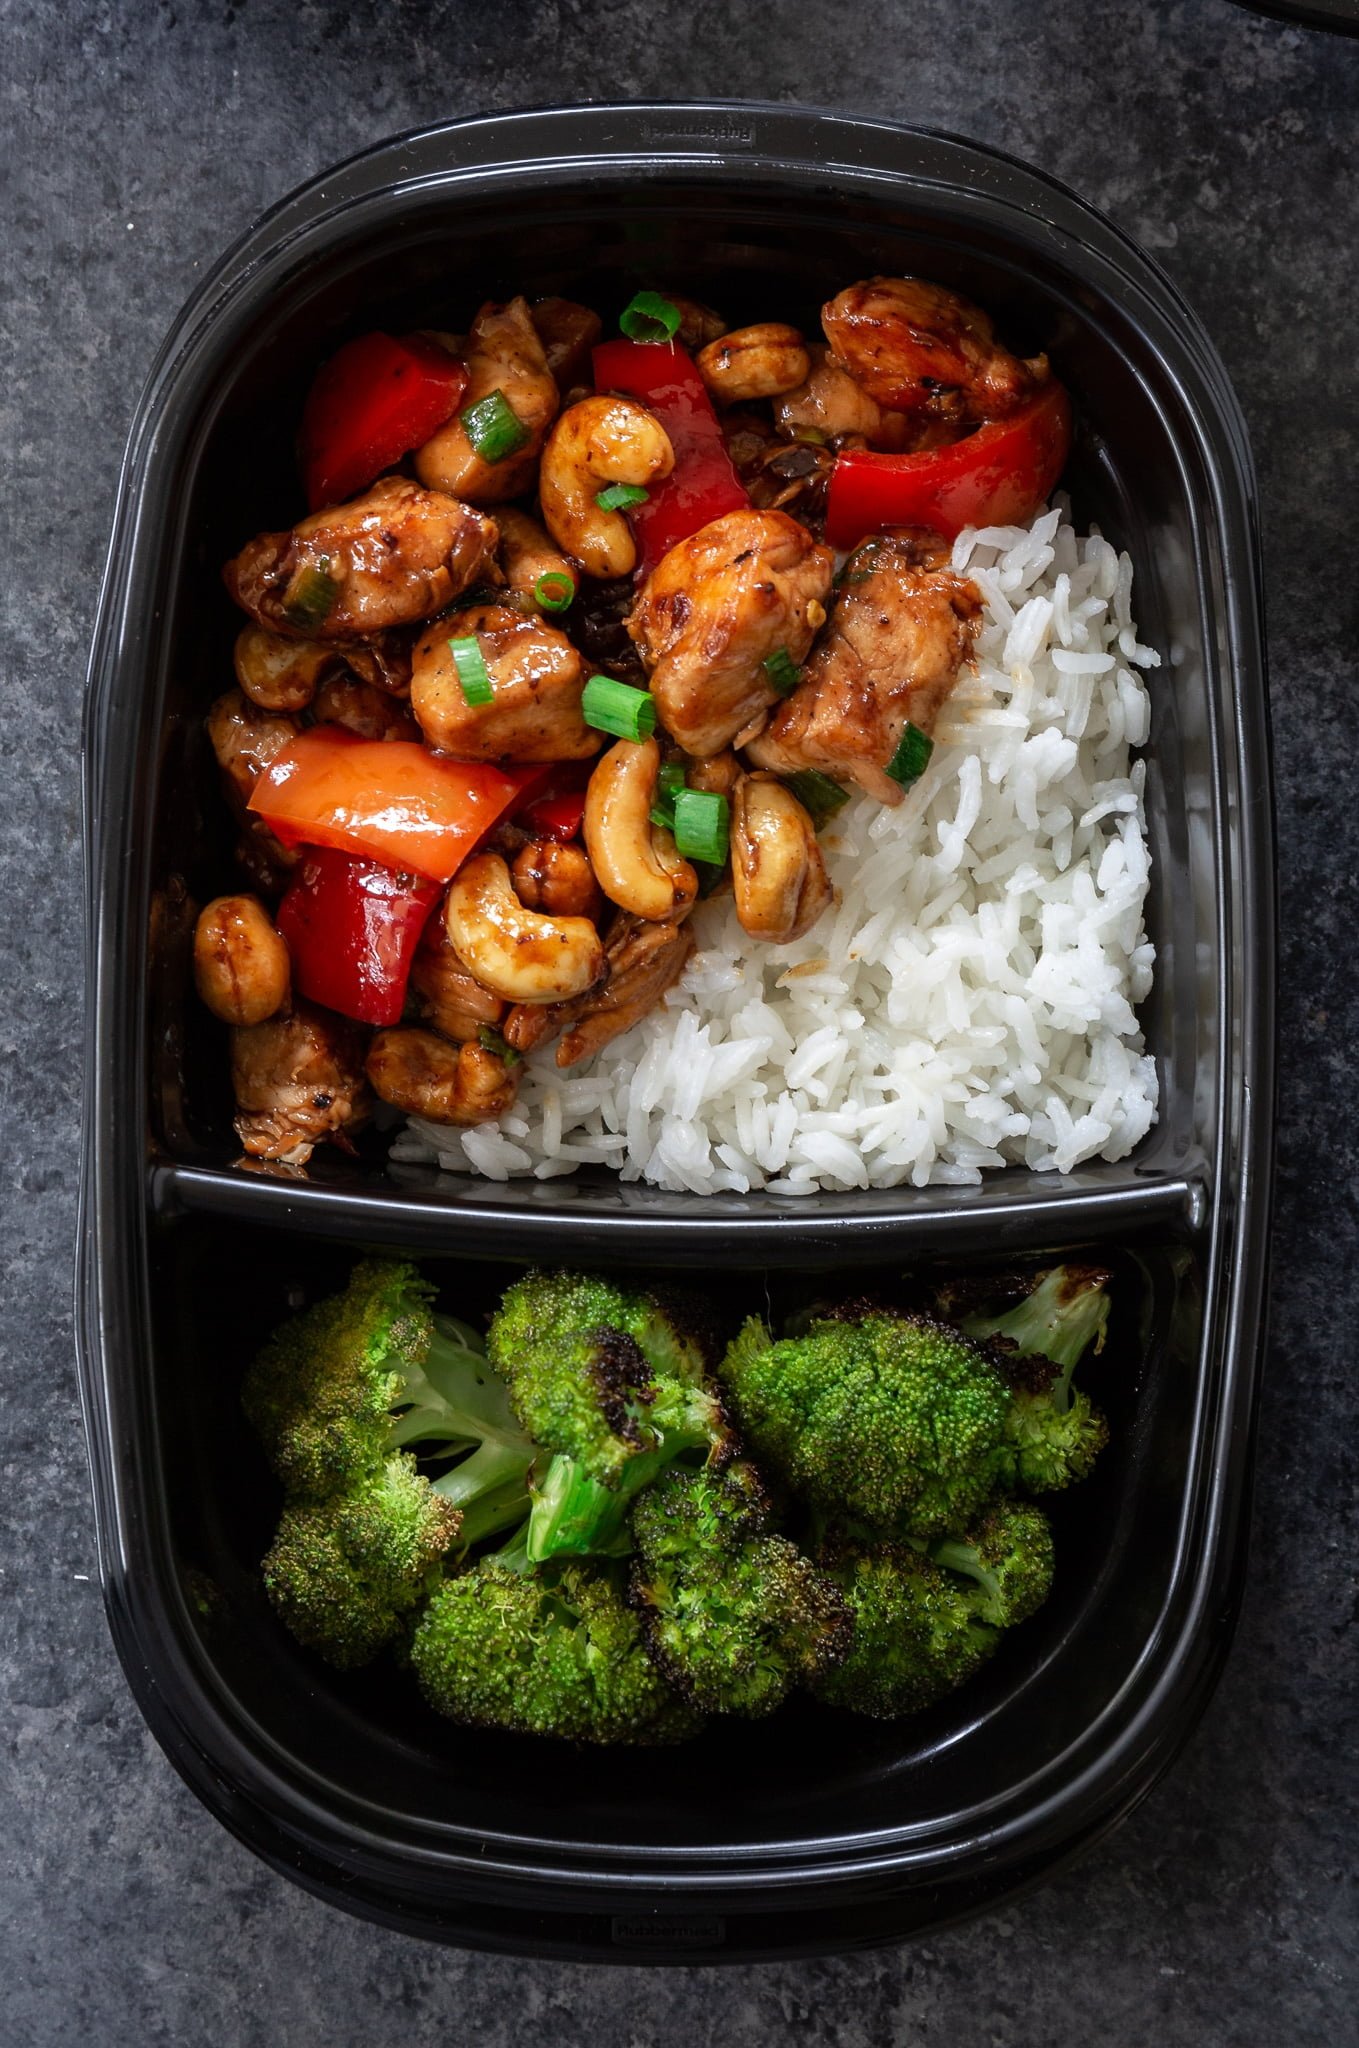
392, 504, 1159, 1195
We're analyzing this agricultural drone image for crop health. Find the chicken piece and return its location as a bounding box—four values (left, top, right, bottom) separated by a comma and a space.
230, 1001, 371, 1166
341, 631, 415, 697
414, 297, 559, 503
366, 1028, 518, 1127
821, 277, 1047, 425
207, 689, 300, 814
529, 297, 604, 393
233, 625, 338, 712
408, 923, 507, 1042
495, 506, 578, 610
224, 476, 500, 641
311, 673, 420, 741
207, 693, 307, 894
772, 343, 911, 448
503, 912, 695, 1066
628, 509, 835, 758
410, 601, 600, 763
746, 533, 981, 806
666, 295, 728, 350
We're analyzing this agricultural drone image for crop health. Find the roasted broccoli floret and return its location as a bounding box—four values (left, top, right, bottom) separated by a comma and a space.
718, 1311, 1011, 1537
628, 1464, 851, 1718
260, 1454, 461, 1669
487, 1270, 734, 1561
952, 1265, 1112, 1494
243, 1260, 538, 1666
243, 1258, 536, 1540
409, 1539, 701, 1745
812, 1498, 1055, 1717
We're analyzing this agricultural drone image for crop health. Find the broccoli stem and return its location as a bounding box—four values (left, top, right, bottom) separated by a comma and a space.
385, 1314, 536, 1545
388, 1314, 527, 1446
960, 1265, 1110, 1410
525, 1451, 667, 1563
930, 1536, 1003, 1610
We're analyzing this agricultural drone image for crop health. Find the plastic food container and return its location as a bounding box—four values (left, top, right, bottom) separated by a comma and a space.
77, 104, 1274, 1960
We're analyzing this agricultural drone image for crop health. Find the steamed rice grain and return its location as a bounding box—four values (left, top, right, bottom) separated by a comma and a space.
392, 505, 1159, 1195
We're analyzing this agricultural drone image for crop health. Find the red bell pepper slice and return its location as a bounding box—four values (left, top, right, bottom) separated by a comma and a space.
300, 331, 467, 511
276, 846, 440, 1026
520, 789, 587, 843
514, 760, 592, 843
592, 337, 749, 578
823, 380, 1073, 549
248, 728, 528, 883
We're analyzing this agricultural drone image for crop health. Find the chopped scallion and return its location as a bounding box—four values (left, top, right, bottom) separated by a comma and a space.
762, 647, 802, 696
478, 1025, 521, 1066
460, 387, 530, 462
672, 788, 730, 865
618, 290, 682, 344
533, 569, 575, 613
282, 555, 339, 630
581, 674, 657, 743
449, 634, 494, 706
885, 721, 934, 788
650, 759, 687, 834
595, 483, 649, 512
782, 769, 850, 829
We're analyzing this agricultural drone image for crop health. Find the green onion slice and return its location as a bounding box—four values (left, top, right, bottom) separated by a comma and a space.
762, 647, 802, 697
649, 762, 687, 834
782, 769, 851, 829
282, 556, 339, 630
449, 634, 494, 706
885, 721, 934, 788
619, 290, 682, 344
533, 569, 575, 613
581, 674, 657, 743
595, 483, 650, 512
672, 788, 730, 865
460, 387, 530, 462
478, 1025, 521, 1066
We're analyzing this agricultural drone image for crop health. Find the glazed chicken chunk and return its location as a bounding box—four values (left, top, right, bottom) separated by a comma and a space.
822, 277, 1047, 425
747, 533, 982, 806
628, 509, 835, 758
230, 1001, 371, 1166
414, 296, 560, 503
223, 476, 500, 640
503, 911, 695, 1067
410, 602, 600, 762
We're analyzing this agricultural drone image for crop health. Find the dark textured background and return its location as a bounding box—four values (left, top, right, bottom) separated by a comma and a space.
4, 1, 1357, 2040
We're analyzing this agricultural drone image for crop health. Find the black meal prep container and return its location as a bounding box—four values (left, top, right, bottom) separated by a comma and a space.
77, 105, 1274, 1961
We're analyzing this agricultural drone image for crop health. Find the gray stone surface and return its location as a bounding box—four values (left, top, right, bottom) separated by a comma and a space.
3, 0, 1357, 2040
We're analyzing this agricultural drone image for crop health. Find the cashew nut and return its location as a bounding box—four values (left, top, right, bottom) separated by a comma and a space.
495, 506, 579, 612
511, 839, 603, 921
366, 1027, 518, 1126
194, 894, 291, 1024
731, 775, 834, 945
444, 853, 606, 1003
584, 738, 698, 923
233, 625, 337, 712
696, 323, 811, 405
538, 396, 674, 578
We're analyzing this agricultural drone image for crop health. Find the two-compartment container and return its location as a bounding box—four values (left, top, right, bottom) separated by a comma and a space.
77, 105, 1274, 1960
